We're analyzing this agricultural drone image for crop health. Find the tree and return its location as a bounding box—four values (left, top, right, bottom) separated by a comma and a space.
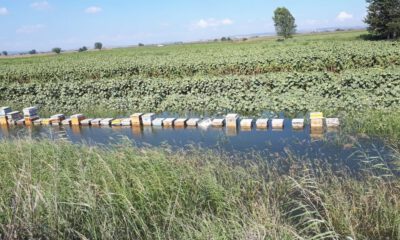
52, 47, 61, 54
2, 51, 8, 56
138, 43, 145, 47
94, 42, 103, 50
273, 7, 297, 39
78, 46, 88, 52
365, 0, 400, 39
29, 49, 37, 54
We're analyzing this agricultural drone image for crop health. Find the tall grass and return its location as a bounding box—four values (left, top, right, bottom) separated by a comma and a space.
0, 139, 399, 239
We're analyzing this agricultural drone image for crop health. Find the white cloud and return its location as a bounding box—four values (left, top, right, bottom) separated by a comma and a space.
0, 7, 8, 15
85, 6, 102, 14
16, 24, 45, 34
195, 18, 234, 28
336, 11, 353, 22
31, 1, 50, 10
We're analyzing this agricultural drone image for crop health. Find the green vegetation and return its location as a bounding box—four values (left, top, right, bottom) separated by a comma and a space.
273, 7, 297, 39
94, 42, 103, 50
0, 139, 398, 239
52, 47, 61, 54
365, 0, 400, 39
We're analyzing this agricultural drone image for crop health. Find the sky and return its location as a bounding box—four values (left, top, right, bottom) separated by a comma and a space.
0, 0, 368, 52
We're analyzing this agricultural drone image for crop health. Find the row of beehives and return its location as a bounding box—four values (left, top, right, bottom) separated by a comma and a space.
0, 107, 339, 129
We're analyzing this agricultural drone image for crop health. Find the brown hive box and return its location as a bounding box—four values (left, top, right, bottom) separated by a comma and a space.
225, 114, 239, 128
163, 118, 176, 127
70, 114, 86, 126
0, 116, 8, 125
311, 118, 324, 128
174, 118, 187, 127
131, 113, 143, 126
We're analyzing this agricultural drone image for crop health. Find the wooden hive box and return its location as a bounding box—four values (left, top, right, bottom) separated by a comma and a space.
326, 118, 340, 128
311, 118, 324, 128
256, 119, 268, 129
174, 118, 187, 127
152, 118, 165, 126
90, 118, 103, 126
0, 116, 8, 125
142, 113, 155, 126
121, 118, 132, 126
226, 114, 239, 128
131, 113, 143, 126
240, 119, 253, 129
100, 118, 114, 126
80, 119, 94, 126
163, 118, 176, 127
310, 112, 323, 119
70, 114, 86, 126
292, 119, 305, 129
271, 119, 284, 129
186, 118, 200, 127
61, 119, 71, 126
211, 118, 225, 127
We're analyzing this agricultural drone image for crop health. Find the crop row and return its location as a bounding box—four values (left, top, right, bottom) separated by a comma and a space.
1, 68, 399, 115
1, 41, 400, 83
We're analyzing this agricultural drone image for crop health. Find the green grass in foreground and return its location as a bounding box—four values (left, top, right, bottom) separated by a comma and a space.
0, 139, 399, 239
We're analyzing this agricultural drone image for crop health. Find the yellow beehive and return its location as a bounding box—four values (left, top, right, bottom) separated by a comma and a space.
0, 116, 8, 125
310, 112, 323, 119
24, 116, 39, 126
131, 113, 143, 126
311, 118, 324, 128
71, 114, 86, 126
41, 118, 52, 125
111, 119, 123, 126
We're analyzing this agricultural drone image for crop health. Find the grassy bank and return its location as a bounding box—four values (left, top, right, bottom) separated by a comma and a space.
0, 139, 399, 239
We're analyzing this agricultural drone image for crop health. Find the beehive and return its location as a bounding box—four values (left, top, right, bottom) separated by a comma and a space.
24, 116, 40, 126
50, 114, 66, 125
80, 119, 93, 126
326, 118, 340, 128
163, 118, 176, 127
212, 118, 225, 127
152, 118, 165, 126
121, 118, 132, 126
142, 113, 155, 126
90, 118, 103, 126
0, 116, 8, 125
174, 118, 187, 127
0, 107, 12, 116
256, 119, 268, 129
100, 118, 114, 126
130, 113, 143, 126
271, 119, 284, 129
33, 119, 43, 126
23, 107, 38, 117
226, 114, 239, 128
41, 118, 52, 125
292, 119, 305, 129
16, 119, 25, 126
61, 119, 71, 125
111, 119, 123, 126
70, 114, 86, 126
240, 119, 253, 129
198, 118, 212, 129
7, 111, 22, 121
310, 112, 323, 119
311, 118, 324, 128
186, 118, 200, 127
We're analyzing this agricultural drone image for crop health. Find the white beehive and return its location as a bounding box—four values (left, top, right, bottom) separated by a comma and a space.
226, 114, 239, 128
90, 118, 103, 126
326, 118, 340, 128
163, 118, 176, 127
80, 118, 93, 126
121, 118, 132, 126
174, 118, 187, 127
292, 119, 304, 129
256, 119, 268, 129
212, 118, 225, 127
152, 118, 165, 126
100, 118, 114, 126
142, 113, 155, 126
198, 118, 212, 129
186, 118, 200, 127
271, 119, 284, 129
240, 119, 253, 129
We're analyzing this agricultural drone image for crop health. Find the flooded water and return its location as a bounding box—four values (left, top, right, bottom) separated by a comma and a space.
0, 117, 396, 172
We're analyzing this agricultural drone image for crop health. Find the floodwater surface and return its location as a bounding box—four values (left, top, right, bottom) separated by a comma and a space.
0, 118, 396, 173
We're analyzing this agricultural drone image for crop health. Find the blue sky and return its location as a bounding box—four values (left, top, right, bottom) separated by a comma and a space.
0, 0, 367, 51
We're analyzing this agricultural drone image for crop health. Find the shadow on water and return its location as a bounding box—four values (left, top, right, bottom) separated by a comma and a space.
0, 119, 398, 175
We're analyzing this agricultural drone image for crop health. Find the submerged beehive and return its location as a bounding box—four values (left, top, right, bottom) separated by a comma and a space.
240, 119, 253, 129
33, 119, 43, 126
71, 114, 86, 126
50, 114, 66, 125
186, 118, 200, 127
121, 118, 132, 126
16, 119, 25, 126
61, 119, 71, 126
111, 119, 123, 126
226, 114, 239, 128
100, 118, 114, 126
292, 119, 305, 129
24, 116, 39, 126
271, 119, 284, 129
310, 112, 323, 119
198, 118, 212, 129
152, 118, 165, 126
80, 119, 93, 126
41, 118, 52, 126
326, 118, 340, 128
90, 118, 103, 126
256, 119, 268, 129
142, 113, 155, 126
131, 113, 143, 126
163, 118, 176, 127
311, 118, 324, 128
212, 118, 225, 127
174, 118, 187, 127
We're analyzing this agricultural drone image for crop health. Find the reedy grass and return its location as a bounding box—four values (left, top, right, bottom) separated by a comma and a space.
0, 139, 399, 239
